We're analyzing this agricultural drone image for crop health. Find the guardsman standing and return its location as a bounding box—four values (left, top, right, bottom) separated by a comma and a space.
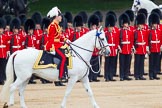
10, 17, 24, 54
31, 12, 43, 50
134, 13, 148, 80
0, 18, 9, 84
3, 15, 12, 57
148, 13, 161, 80
64, 11, 74, 39
118, 13, 134, 81
78, 11, 89, 34
69, 15, 84, 42
151, 8, 162, 75
104, 13, 119, 82
88, 14, 100, 82
24, 19, 37, 49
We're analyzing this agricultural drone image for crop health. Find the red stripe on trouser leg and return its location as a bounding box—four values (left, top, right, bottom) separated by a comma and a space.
55, 49, 66, 79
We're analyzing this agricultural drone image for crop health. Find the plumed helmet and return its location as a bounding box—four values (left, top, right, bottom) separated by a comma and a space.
47, 6, 61, 18
41, 17, 50, 30
64, 11, 73, 23
18, 14, 27, 26
125, 9, 134, 22
78, 11, 88, 24
31, 11, 42, 25
105, 14, 116, 27
59, 15, 68, 30
135, 13, 146, 25
93, 10, 103, 22
106, 11, 117, 22
119, 13, 130, 28
24, 19, 35, 33
138, 8, 148, 18
0, 17, 6, 29
149, 13, 160, 26
88, 14, 100, 28
73, 15, 83, 27
10, 17, 21, 31
151, 8, 162, 19
3, 15, 12, 26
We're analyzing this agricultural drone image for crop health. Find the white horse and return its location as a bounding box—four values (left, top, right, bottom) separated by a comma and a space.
131, 0, 162, 16
0, 27, 110, 108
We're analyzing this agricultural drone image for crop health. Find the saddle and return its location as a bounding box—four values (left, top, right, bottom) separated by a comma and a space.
33, 45, 72, 69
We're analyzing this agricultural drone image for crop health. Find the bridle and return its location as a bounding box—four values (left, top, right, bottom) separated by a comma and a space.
133, 0, 141, 16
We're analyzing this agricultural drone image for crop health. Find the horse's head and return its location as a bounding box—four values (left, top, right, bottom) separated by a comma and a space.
132, 0, 141, 15
95, 26, 110, 56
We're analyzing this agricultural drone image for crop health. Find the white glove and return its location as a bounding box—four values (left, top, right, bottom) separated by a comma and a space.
146, 46, 149, 52
50, 51, 56, 55
160, 45, 162, 51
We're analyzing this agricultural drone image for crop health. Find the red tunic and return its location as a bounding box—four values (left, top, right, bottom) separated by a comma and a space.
45, 21, 64, 51
34, 29, 43, 50
104, 27, 119, 56
65, 27, 74, 39
0, 34, 10, 58
81, 27, 89, 34
69, 30, 84, 42
25, 34, 37, 48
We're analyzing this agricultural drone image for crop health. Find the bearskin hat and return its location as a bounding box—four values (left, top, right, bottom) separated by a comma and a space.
78, 11, 88, 24
149, 13, 160, 26
31, 11, 42, 25
88, 14, 100, 28
41, 17, 50, 30
73, 15, 83, 27
59, 15, 68, 30
24, 19, 35, 33
151, 8, 162, 19
138, 8, 148, 18
0, 17, 6, 29
119, 13, 130, 28
3, 15, 12, 26
64, 11, 73, 23
106, 11, 117, 22
18, 14, 27, 26
135, 13, 146, 25
105, 14, 116, 27
10, 17, 21, 31
125, 9, 134, 22
93, 10, 103, 22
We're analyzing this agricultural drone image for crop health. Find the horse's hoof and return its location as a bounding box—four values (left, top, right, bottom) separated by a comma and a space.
3, 102, 8, 108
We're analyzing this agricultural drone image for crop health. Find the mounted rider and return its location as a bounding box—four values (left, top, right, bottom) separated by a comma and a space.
45, 6, 68, 81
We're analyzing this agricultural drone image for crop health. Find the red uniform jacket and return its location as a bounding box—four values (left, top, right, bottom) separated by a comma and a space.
104, 27, 119, 56
34, 29, 43, 50
69, 30, 84, 42
148, 26, 162, 53
0, 34, 10, 58
25, 34, 37, 48
45, 21, 64, 51
134, 28, 148, 54
18, 29, 26, 50
10, 33, 24, 53
119, 27, 134, 54
41, 33, 49, 50
65, 27, 74, 39
4, 31, 12, 52
81, 27, 89, 34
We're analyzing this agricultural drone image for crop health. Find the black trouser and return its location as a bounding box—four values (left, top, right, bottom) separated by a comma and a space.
157, 52, 161, 73
149, 52, 160, 78
114, 53, 118, 76
119, 54, 131, 79
0, 58, 7, 83
134, 54, 145, 78
104, 56, 116, 80
89, 56, 99, 80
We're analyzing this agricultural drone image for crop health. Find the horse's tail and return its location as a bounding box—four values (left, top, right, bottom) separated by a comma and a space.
0, 51, 18, 102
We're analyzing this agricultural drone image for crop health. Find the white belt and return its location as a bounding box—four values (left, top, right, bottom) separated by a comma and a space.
108, 44, 115, 46
12, 46, 21, 48
0, 45, 6, 48
136, 42, 146, 45
121, 41, 130, 44
151, 40, 160, 44
27, 47, 35, 49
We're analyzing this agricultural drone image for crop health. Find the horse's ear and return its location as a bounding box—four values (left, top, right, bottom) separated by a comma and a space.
98, 26, 103, 32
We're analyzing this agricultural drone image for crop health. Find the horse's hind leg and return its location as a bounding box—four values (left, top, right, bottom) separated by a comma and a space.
19, 79, 30, 108
61, 76, 78, 108
81, 77, 99, 108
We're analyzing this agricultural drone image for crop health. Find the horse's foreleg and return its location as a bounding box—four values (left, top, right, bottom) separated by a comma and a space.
19, 79, 29, 108
81, 77, 99, 108
61, 76, 78, 108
